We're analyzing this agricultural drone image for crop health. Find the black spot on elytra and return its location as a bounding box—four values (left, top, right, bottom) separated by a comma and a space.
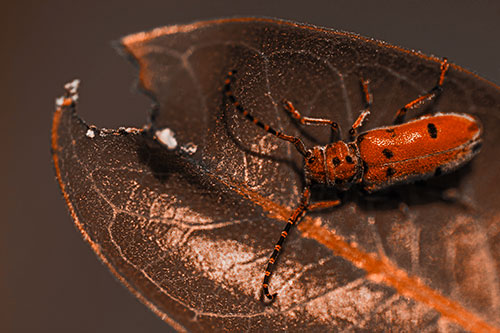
385, 128, 396, 138
427, 123, 438, 139
308, 156, 316, 164
382, 148, 394, 159
467, 123, 479, 133
332, 157, 340, 166
386, 167, 396, 177
345, 155, 354, 164
434, 167, 442, 176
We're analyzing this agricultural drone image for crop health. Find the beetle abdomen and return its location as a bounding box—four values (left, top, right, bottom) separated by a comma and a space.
357, 113, 482, 192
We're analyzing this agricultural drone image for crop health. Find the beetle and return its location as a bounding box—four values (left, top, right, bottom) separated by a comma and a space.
223, 58, 483, 301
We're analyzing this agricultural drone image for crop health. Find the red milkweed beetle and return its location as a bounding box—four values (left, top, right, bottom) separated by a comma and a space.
223, 58, 483, 301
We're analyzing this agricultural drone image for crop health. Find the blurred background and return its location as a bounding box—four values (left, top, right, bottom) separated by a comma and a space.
2, 1, 499, 332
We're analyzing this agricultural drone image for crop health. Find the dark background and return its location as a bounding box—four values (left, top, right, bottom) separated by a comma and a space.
2, 1, 499, 332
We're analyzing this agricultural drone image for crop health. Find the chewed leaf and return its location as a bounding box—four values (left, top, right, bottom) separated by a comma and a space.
53, 18, 500, 331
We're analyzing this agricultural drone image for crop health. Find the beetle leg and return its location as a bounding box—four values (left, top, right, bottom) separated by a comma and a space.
394, 58, 450, 124
307, 199, 341, 211
349, 78, 372, 138
283, 99, 341, 141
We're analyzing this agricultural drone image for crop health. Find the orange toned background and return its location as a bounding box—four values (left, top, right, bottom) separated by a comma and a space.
2, 1, 499, 332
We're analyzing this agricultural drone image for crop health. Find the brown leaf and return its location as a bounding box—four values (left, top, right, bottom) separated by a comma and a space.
53, 18, 500, 331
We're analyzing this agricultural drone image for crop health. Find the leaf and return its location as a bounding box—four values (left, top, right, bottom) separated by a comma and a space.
52, 18, 500, 331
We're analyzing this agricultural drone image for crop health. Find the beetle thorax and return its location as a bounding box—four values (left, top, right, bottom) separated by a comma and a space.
304, 142, 361, 190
